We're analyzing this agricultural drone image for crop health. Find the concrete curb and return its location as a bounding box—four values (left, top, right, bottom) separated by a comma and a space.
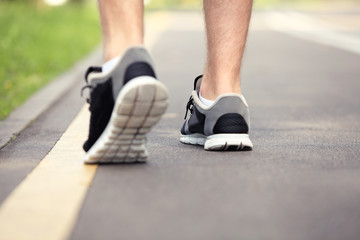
0, 47, 102, 150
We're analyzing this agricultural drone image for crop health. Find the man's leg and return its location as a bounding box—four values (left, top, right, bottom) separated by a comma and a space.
180, 0, 253, 150
82, 0, 168, 163
98, 0, 144, 61
201, 0, 253, 100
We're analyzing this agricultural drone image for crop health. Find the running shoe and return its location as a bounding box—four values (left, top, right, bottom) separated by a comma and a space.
81, 46, 168, 163
180, 75, 253, 151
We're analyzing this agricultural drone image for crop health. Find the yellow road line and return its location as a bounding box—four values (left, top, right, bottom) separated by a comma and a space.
0, 11, 171, 240
0, 106, 94, 240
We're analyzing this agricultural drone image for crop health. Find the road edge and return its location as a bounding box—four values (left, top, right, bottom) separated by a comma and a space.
0, 46, 102, 150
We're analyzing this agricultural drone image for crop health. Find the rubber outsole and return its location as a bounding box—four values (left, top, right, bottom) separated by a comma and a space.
180, 133, 253, 151
84, 76, 168, 164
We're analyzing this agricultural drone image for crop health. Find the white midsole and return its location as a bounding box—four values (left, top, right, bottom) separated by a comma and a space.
180, 133, 253, 150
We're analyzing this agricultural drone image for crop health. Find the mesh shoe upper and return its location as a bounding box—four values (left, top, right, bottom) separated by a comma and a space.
181, 76, 251, 137
83, 77, 114, 152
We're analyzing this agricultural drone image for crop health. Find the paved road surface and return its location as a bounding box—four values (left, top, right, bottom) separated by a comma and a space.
1, 10, 360, 240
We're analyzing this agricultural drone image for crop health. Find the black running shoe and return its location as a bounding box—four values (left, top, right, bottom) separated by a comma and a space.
180, 75, 253, 150
82, 46, 168, 163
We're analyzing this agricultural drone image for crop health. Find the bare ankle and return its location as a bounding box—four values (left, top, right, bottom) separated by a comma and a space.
200, 74, 242, 100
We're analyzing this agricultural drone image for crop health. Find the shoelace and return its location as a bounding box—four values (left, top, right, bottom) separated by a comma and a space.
184, 95, 194, 119
80, 85, 93, 103
183, 75, 204, 119
80, 66, 102, 103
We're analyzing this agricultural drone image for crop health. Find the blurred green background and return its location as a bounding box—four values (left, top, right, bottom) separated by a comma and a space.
0, 0, 356, 120
0, 0, 101, 119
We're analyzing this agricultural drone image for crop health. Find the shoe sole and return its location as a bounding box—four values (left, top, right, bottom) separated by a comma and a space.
180, 133, 253, 151
84, 76, 168, 164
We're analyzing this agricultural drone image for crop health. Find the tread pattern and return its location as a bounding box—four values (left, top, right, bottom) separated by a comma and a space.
85, 79, 168, 163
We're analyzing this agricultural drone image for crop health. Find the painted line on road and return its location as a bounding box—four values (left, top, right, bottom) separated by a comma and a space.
265, 11, 360, 55
0, 11, 171, 240
0, 106, 94, 240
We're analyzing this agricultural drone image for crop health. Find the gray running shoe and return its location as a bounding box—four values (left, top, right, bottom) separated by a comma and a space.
180, 75, 253, 151
82, 46, 169, 163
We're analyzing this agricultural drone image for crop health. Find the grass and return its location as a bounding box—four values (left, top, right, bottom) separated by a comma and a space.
0, 1, 101, 120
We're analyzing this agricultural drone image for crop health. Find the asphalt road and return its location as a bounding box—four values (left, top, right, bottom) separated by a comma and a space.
1, 10, 360, 240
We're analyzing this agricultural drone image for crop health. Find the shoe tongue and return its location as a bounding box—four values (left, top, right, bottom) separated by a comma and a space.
193, 75, 203, 91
